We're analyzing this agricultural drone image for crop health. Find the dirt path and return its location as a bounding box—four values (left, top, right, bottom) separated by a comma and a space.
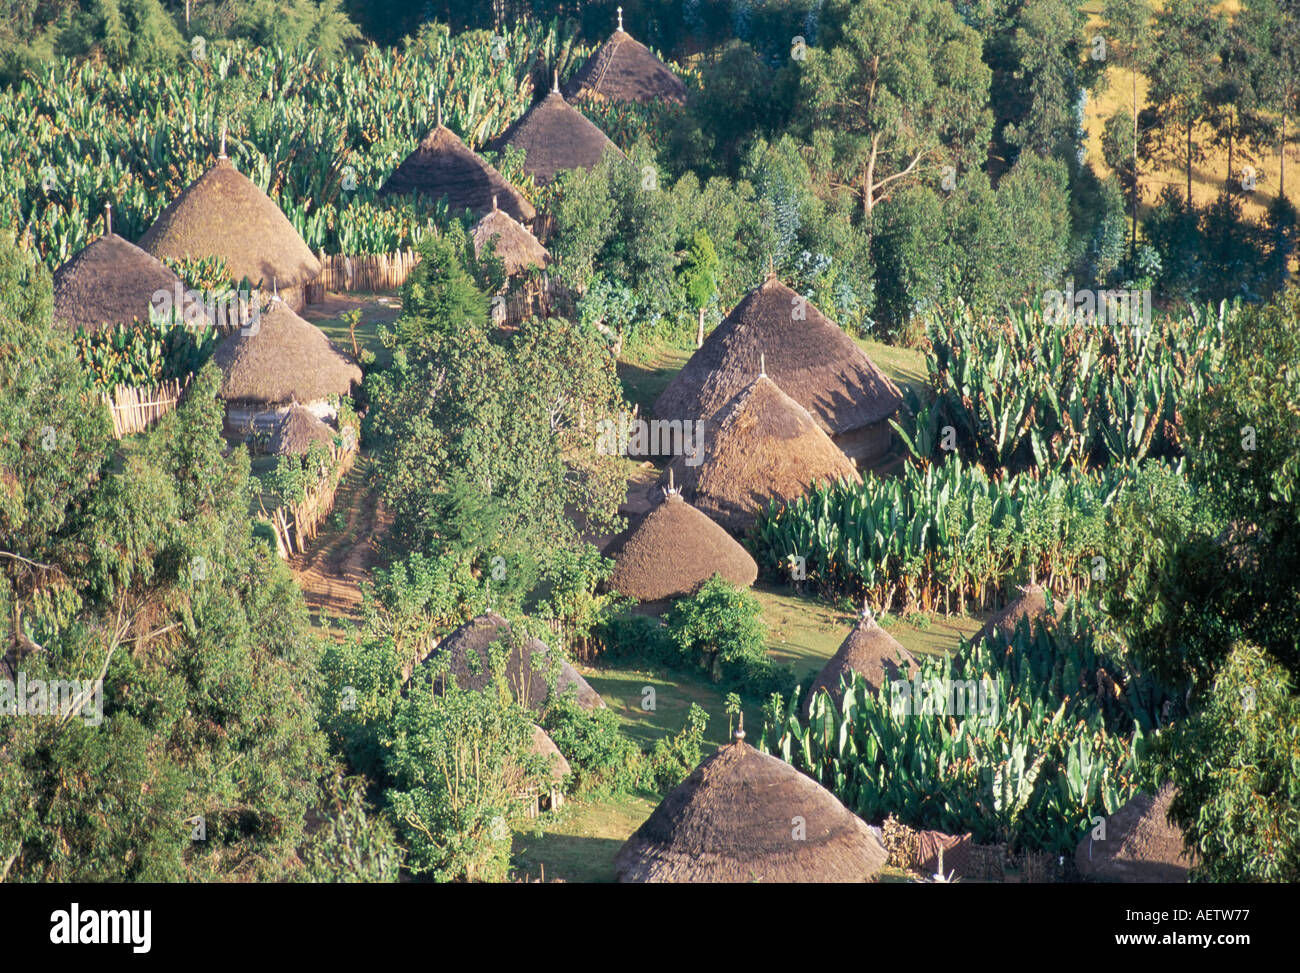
291, 454, 390, 626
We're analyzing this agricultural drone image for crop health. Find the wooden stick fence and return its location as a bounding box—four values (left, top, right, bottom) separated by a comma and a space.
103, 377, 189, 439
307, 249, 421, 300
259, 441, 358, 559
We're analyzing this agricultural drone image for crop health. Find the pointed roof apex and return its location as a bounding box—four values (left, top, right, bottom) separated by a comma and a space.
492, 193, 499, 211
759, 352, 766, 379
732, 711, 745, 745
219, 122, 227, 160
767, 255, 775, 279
552, 69, 560, 93
617, 6, 624, 32
104, 202, 112, 236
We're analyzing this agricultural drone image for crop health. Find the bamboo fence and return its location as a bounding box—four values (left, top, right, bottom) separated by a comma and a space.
307, 249, 421, 300
103, 377, 189, 438
259, 440, 358, 559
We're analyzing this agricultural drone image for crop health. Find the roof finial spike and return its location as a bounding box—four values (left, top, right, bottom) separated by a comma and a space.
219, 121, 227, 159
273, 276, 279, 300
759, 352, 766, 379
733, 711, 745, 744
767, 254, 775, 279
666, 466, 676, 496
492, 193, 498, 211
618, 6, 624, 31
552, 68, 559, 93
104, 202, 112, 236
436, 100, 443, 128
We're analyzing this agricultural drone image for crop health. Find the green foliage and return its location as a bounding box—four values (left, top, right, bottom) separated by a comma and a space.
72, 314, 216, 389
665, 576, 792, 695
924, 301, 1227, 471
55, 0, 186, 71
301, 775, 401, 882
382, 677, 542, 881
758, 624, 1146, 854
1146, 642, 1300, 881
752, 452, 1215, 615
394, 229, 492, 342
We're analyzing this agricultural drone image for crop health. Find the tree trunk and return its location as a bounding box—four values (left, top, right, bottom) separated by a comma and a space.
1283, 112, 1288, 201
1187, 118, 1193, 204
696, 306, 706, 348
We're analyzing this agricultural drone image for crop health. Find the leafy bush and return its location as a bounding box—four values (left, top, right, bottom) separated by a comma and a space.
665, 576, 794, 695
302, 775, 401, 883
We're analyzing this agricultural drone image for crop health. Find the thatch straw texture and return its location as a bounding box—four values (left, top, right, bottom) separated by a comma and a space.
654, 276, 903, 440
563, 29, 688, 105
379, 125, 536, 224
662, 375, 861, 534
805, 614, 918, 715
1075, 785, 1194, 882
426, 613, 604, 712
973, 583, 1060, 646
52, 233, 186, 334
615, 738, 888, 882
605, 493, 757, 601
268, 403, 336, 456
470, 202, 550, 276
212, 299, 361, 406
138, 158, 321, 290
530, 724, 571, 783
487, 92, 622, 185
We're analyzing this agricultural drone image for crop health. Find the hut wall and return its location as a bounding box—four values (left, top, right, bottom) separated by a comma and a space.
224, 399, 337, 439
834, 419, 894, 465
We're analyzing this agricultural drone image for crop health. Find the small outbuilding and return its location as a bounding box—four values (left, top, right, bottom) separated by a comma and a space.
614, 726, 889, 882
661, 373, 862, 534
973, 582, 1060, 647
1075, 785, 1194, 882
563, 12, 688, 105
805, 610, 919, 716
486, 79, 623, 186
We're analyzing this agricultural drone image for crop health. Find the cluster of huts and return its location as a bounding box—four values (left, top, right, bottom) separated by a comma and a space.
50, 13, 683, 450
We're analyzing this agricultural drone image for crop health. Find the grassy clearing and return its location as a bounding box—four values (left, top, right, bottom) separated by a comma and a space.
616, 341, 694, 415
510, 793, 658, 883
302, 291, 402, 371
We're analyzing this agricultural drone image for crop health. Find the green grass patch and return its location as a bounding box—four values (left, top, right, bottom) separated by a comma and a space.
510, 793, 658, 883
616, 342, 694, 415
304, 292, 401, 371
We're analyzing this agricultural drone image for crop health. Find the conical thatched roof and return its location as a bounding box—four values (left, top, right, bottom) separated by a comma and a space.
138, 157, 321, 289
563, 28, 688, 105
615, 735, 888, 882
605, 492, 757, 602
805, 614, 918, 716
379, 125, 536, 224
52, 232, 187, 334
212, 298, 361, 406
662, 375, 861, 534
470, 199, 550, 276
487, 91, 622, 186
267, 403, 336, 455
1075, 785, 1194, 882
426, 613, 604, 712
654, 276, 903, 436
530, 724, 571, 783
973, 583, 1060, 647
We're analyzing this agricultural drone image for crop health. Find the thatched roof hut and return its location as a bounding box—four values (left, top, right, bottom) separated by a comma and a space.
379, 125, 536, 225
805, 612, 918, 716
614, 729, 889, 882
138, 155, 321, 310
212, 298, 361, 413
1075, 785, 1194, 882
973, 583, 1060, 647
661, 374, 861, 534
486, 88, 622, 186
605, 491, 757, 602
654, 275, 904, 462
470, 196, 550, 276
267, 403, 337, 456
52, 230, 188, 334
531, 724, 572, 783
425, 612, 604, 712
563, 17, 688, 105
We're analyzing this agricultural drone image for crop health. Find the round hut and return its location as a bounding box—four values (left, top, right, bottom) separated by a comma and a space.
614, 725, 889, 882
654, 274, 904, 464
605, 488, 758, 602
563, 11, 688, 105
424, 612, 604, 712
486, 79, 623, 186
973, 582, 1060, 647
661, 373, 862, 534
379, 124, 536, 225
470, 196, 550, 276
211, 297, 361, 434
805, 610, 919, 716
52, 210, 197, 333
138, 151, 321, 312
1075, 784, 1194, 882
527, 723, 571, 815
267, 403, 338, 456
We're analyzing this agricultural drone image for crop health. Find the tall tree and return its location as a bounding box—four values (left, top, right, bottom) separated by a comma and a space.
798, 0, 993, 217
1102, 0, 1154, 266
1147, 0, 1226, 204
